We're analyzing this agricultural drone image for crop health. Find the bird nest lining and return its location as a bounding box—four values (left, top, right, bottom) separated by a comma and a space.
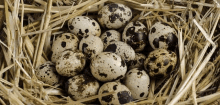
0, 0, 220, 105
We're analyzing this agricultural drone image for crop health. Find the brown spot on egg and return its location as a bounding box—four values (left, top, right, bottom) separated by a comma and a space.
61, 41, 66, 48
103, 37, 108, 43
65, 35, 70, 39
106, 32, 111, 37
99, 73, 108, 78
63, 52, 70, 59
117, 91, 133, 104
104, 44, 117, 53
137, 71, 143, 75
85, 29, 89, 33
113, 85, 118, 90
39, 65, 45, 69
118, 6, 125, 11
78, 29, 83, 36
140, 92, 145, 97
128, 11, 132, 16
157, 63, 161, 68
163, 59, 169, 66
151, 27, 156, 33
82, 43, 88, 53
133, 21, 141, 26
108, 3, 118, 12
69, 25, 74, 30
150, 56, 157, 62
109, 13, 120, 23
121, 59, 126, 67
153, 38, 159, 48
154, 69, 159, 73
92, 22, 95, 26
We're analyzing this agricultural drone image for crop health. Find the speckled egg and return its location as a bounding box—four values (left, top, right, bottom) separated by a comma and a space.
66, 74, 100, 102
98, 82, 133, 104
35, 61, 60, 85
98, 3, 132, 29
128, 53, 146, 70
79, 35, 104, 58
122, 21, 148, 52
68, 16, 101, 38
62, 0, 77, 6
104, 41, 135, 62
51, 33, 79, 63
100, 30, 121, 48
124, 68, 150, 99
56, 50, 86, 77
90, 52, 127, 82
148, 22, 178, 50
144, 49, 177, 78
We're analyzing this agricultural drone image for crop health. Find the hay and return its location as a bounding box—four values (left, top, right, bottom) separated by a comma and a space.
0, 0, 220, 104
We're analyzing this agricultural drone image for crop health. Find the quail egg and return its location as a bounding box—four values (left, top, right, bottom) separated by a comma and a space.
51, 33, 79, 63
144, 49, 177, 78
35, 61, 60, 86
98, 3, 132, 29
90, 52, 127, 82
148, 22, 178, 50
124, 68, 150, 99
68, 16, 101, 38
56, 50, 86, 77
79, 35, 104, 58
122, 21, 148, 52
100, 30, 121, 48
98, 82, 133, 104
128, 53, 146, 70
66, 74, 100, 102
104, 41, 135, 62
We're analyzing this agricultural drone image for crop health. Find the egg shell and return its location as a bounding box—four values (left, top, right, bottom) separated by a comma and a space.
148, 22, 178, 50
122, 21, 148, 52
100, 30, 121, 49
68, 16, 101, 38
35, 61, 60, 85
90, 52, 127, 82
56, 50, 86, 77
79, 35, 104, 59
98, 3, 132, 29
104, 41, 135, 62
66, 74, 100, 102
144, 49, 177, 78
124, 68, 150, 99
128, 53, 146, 70
98, 82, 133, 104
51, 33, 79, 63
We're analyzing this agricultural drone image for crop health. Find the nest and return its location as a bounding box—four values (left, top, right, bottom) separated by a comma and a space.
0, 0, 220, 104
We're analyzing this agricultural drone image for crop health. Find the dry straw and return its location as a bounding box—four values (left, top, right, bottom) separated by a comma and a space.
0, 0, 220, 104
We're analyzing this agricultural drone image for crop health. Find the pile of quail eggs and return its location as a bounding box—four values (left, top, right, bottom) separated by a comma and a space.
35, 2, 178, 104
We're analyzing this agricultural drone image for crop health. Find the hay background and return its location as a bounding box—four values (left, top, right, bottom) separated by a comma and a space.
0, 0, 219, 105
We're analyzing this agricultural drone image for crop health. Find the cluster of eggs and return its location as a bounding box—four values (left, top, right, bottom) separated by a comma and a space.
35, 3, 178, 104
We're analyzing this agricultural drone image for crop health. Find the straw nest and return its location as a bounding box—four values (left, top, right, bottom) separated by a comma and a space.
0, 0, 219, 105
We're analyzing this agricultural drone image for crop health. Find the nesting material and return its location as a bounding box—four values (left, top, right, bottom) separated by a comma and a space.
0, 0, 220, 105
